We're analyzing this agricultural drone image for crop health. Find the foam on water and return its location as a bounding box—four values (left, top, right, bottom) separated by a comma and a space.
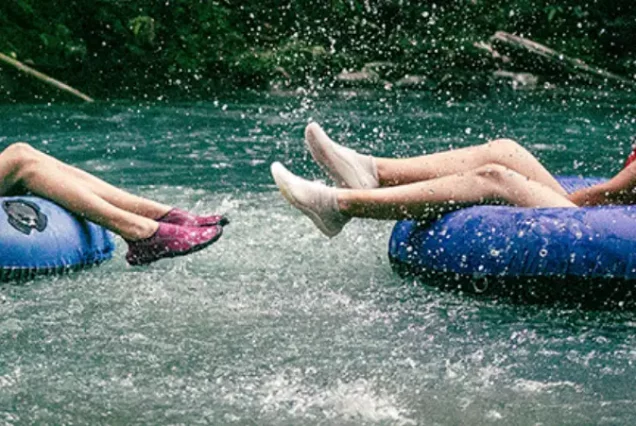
259, 371, 416, 425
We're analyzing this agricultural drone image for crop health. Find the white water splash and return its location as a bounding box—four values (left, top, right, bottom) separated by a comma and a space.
259, 370, 416, 425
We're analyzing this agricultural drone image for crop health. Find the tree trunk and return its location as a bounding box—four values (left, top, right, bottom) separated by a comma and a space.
0, 52, 94, 102
490, 31, 636, 89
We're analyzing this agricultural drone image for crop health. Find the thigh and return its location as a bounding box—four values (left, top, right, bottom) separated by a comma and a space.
377, 139, 566, 196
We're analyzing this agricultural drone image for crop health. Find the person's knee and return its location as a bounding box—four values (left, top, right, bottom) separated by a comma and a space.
1, 143, 40, 178
474, 163, 516, 187
486, 138, 521, 153
2, 142, 38, 161
474, 163, 510, 178
471, 164, 516, 200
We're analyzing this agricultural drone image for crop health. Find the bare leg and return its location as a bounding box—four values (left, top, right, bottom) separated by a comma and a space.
0, 143, 157, 240
305, 123, 566, 196
375, 139, 565, 195
339, 164, 575, 221
271, 162, 574, 237
21, 145, 171, 219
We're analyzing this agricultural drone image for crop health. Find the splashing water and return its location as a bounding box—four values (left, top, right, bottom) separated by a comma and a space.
1, 91, 636, 424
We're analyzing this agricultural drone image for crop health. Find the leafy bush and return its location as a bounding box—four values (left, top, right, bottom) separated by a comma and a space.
0, 0, 634, 99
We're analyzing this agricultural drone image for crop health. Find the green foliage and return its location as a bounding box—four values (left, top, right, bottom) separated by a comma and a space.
0, 0, 635, 99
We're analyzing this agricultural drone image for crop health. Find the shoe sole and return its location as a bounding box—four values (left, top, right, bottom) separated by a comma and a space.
197, 216, 229, 227
271, 163, 340, 238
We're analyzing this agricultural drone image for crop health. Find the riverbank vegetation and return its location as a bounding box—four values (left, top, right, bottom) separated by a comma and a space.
1, 0, 635, 101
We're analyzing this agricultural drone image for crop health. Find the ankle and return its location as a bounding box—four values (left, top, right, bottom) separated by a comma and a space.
336, 193, 352, 217
373, 158, 387, 186
155, 207, 173, 220
123, 220, 159, 241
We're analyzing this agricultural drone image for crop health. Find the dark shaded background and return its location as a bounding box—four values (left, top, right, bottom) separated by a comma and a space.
0, 0, 635, 99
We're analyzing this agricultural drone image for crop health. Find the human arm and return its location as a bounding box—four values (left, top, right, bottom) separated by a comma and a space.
568, 162, 636, 206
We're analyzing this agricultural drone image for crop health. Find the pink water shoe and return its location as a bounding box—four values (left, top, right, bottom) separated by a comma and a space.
126, 223, 223, 266
158, 208, 229, 227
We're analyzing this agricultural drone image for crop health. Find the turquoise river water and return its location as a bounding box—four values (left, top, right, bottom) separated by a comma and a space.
1, 91, 636, 424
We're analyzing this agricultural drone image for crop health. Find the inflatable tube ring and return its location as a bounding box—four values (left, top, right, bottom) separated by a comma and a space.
0, 196, 115, 280
388, 177, 636, 305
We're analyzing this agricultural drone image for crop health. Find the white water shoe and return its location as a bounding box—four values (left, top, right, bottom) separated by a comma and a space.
271, 162, 350, 238
304, 122, 379, 189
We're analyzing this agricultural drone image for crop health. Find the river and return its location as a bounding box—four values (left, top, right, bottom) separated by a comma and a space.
1, 90, 635, 424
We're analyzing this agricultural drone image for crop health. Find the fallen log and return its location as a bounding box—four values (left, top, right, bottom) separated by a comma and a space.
490, 31, 636, 89
493, 70, 540, 90
0, 52, 94, 102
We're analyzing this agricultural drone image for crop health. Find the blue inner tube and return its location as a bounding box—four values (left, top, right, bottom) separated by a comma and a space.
0, 196, 115, 280
388, 177, 636, 305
